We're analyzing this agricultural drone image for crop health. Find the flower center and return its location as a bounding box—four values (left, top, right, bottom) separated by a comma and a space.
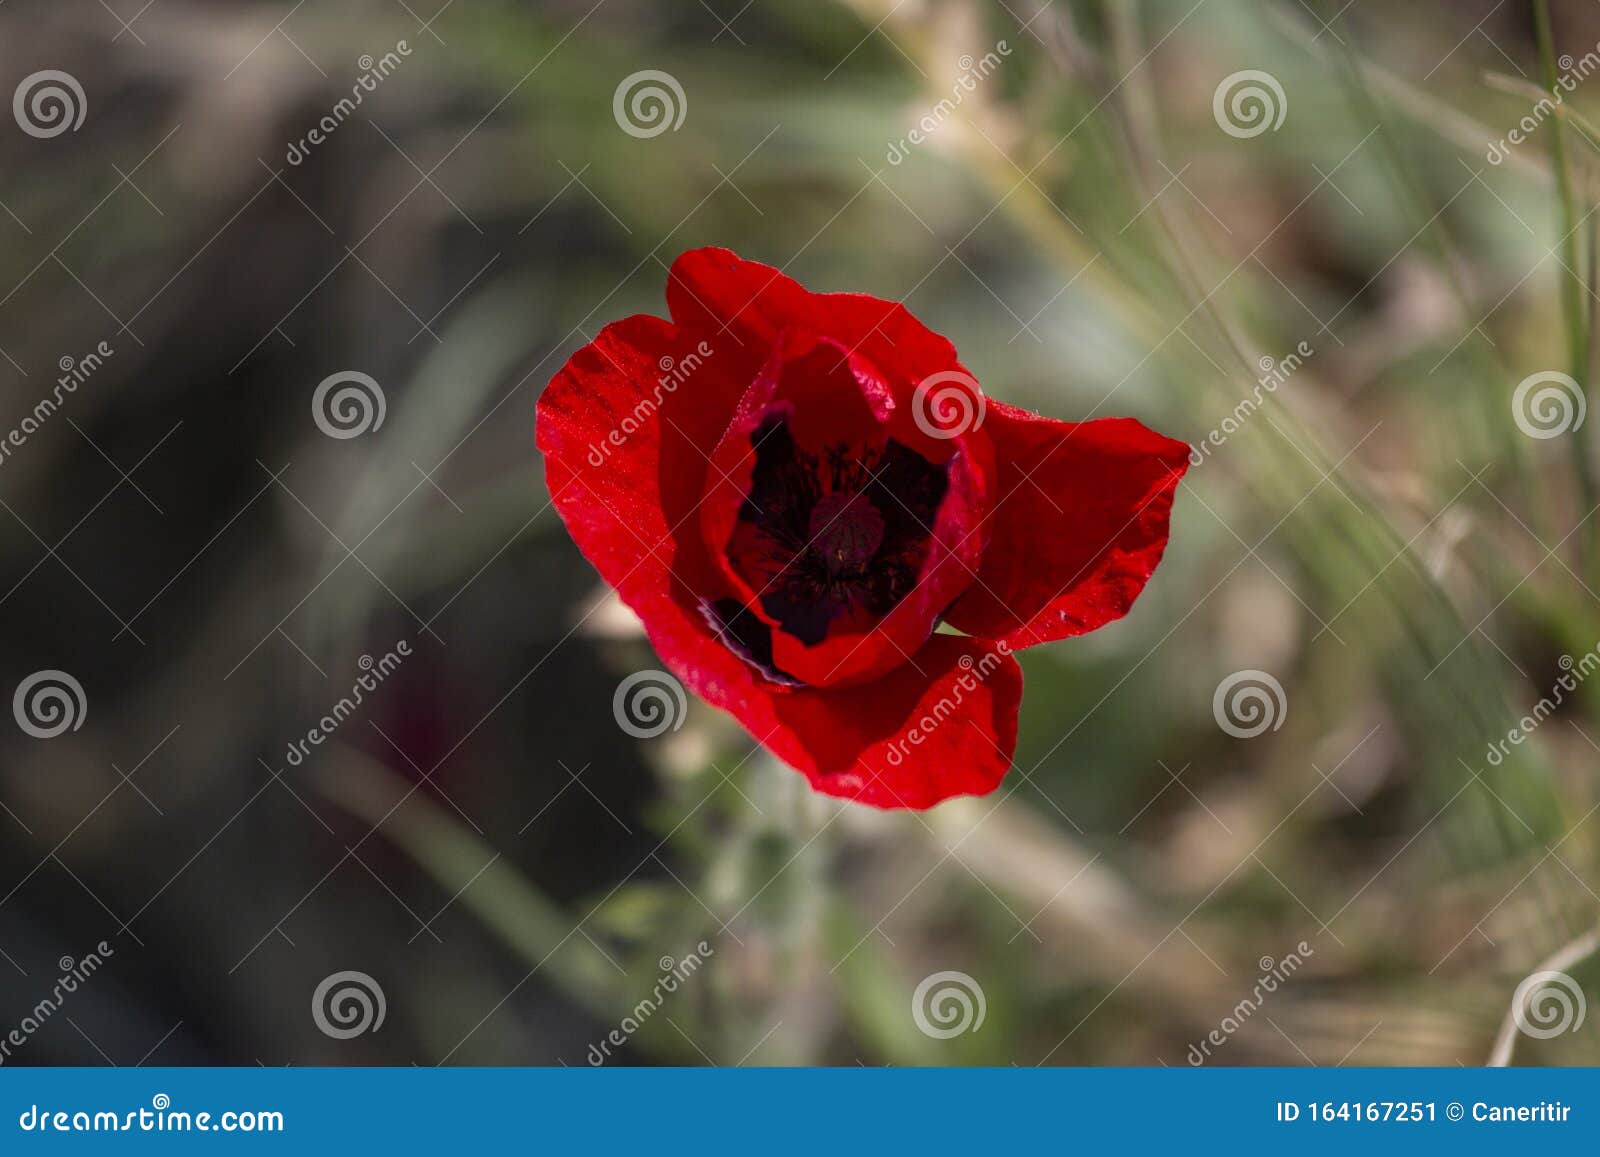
717, 414, 949, 657
808, 491, 885, 575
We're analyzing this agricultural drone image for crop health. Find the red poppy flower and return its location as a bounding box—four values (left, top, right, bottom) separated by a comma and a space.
536, 247, 1188, 809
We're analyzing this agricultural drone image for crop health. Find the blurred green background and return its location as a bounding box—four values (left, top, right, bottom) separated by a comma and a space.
0, 0, 1598, 1065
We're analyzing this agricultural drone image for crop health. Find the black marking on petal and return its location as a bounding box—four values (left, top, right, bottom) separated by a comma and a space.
699, 597, 806, 688
724, 414, 949, 647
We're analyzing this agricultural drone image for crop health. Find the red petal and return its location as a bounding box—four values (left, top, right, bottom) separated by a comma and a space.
696, 328, 986, 688
666, 247, 971, 396
535, 315, 745, 605
767, 633, 1022, 809
537, 317, 1016, 810
944, 403, 1189, 649
535, 313, 792, 742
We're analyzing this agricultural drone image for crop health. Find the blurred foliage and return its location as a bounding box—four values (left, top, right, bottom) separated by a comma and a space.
0, 0, 1598, 1066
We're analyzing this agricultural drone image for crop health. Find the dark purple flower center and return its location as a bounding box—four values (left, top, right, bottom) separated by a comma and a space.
808, 491, 886, 575
721, 414, 949, 654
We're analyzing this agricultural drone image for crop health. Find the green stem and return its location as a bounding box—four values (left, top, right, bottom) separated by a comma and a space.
1535, 0, 1598, 556
1537, 0, 1587, 369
